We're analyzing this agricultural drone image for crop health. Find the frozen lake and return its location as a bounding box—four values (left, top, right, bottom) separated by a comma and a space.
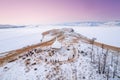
0, 26, 120, 53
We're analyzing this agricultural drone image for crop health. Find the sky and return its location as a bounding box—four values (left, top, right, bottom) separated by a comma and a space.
0, 0, 120, 25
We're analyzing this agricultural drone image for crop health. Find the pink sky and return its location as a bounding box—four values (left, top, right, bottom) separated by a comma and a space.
0, 0, 120, 24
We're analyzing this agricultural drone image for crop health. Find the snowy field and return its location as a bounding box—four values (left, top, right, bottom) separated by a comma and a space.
0, 25, 120, 53
0, 28, 120, 80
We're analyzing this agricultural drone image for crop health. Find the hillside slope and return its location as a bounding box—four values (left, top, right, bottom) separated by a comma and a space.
0, 28, 120, 80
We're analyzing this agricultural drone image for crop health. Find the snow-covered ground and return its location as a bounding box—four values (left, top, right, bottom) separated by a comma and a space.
0, 25, 120, 53
0, 28, 119, 80
0, 28, 42, 53
72, 26, 120, 47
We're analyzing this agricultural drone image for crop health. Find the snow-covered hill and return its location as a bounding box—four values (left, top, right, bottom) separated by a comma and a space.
0, 28, 120, 80
0, 25, 25, 29
50, 20, 120, 27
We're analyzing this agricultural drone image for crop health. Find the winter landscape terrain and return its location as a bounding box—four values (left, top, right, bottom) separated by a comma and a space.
0, 21, 120, 80
0, 21, 120, 53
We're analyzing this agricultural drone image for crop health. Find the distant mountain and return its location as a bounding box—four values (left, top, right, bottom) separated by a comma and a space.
0, 25, 25, 29
0, 20, 120, 29
52, 21, 105, 26
51, 21, 120, 27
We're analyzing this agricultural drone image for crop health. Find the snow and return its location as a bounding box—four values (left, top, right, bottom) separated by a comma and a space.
72, 27, 120, 47
51, 38, 62, 49
41, 35, 55, 42
0, 28, 43, 53
0, 28, 120, 80
0, 23, 120, 53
